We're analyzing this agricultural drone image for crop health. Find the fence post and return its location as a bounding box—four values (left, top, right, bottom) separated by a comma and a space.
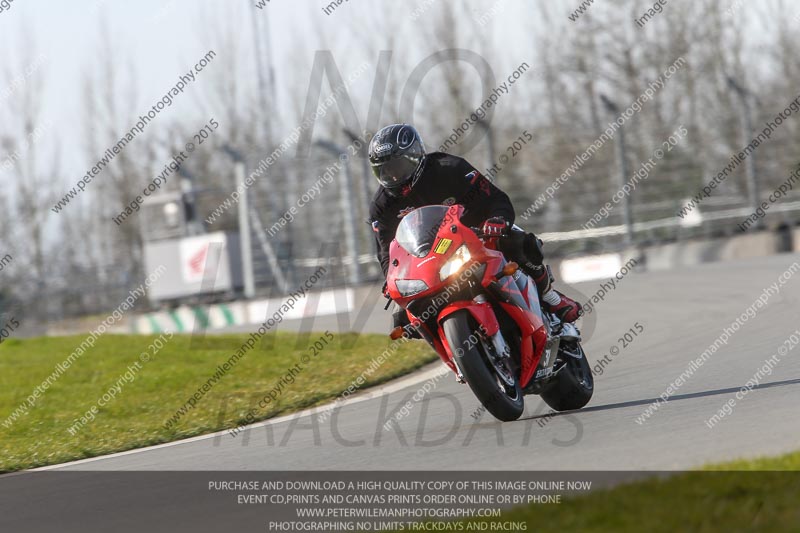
236, 162, 256, 299
728, 76, 761, 229
601, 94, 635, 246
315, 139, 362, 284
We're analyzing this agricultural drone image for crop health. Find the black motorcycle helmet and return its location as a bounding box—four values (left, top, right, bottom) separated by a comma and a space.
368, 124, 426, 190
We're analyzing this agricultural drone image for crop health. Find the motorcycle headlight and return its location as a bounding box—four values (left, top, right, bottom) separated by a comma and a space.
395, 279, 429, 297
439, 245, 471, 280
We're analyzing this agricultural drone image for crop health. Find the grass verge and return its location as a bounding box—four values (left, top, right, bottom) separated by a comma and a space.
454, 451, 800, 532
0, 332, 435, 472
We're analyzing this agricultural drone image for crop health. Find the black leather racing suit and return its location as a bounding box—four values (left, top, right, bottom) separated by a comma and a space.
369, 153, 545, 328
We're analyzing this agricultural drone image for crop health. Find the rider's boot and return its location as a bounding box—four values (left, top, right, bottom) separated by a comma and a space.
530, 265, 582, 323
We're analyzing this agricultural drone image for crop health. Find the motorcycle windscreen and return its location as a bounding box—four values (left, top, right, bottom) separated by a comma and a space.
395, 205, 450, 257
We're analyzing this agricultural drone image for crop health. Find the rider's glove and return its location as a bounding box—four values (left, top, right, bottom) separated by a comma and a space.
481, 216, 508, 237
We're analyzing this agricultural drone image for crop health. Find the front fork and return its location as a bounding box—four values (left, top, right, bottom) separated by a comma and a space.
455, 296, 517, 385
437, 296, 504, 381
450, 320, 516, 387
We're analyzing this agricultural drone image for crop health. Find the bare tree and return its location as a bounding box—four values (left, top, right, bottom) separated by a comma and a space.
0, 28, 59, 317
78, 22, 160, 292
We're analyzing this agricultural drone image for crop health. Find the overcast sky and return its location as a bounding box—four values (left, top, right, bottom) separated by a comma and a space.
0, 0, 769, 189
0, 0, 539, 179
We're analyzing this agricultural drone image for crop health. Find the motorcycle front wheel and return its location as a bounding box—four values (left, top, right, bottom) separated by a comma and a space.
442, 310, 524, 422
540, 340, 594, 411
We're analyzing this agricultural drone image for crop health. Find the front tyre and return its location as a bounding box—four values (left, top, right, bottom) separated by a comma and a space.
541, 341, 593, 411
442, 310, 524, 422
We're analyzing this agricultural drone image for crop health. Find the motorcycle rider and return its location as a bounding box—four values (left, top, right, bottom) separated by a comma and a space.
367, 123, 582, 329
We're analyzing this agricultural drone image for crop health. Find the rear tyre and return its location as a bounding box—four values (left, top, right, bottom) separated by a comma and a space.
541, 341, 593, 411
442, 310, 524, 422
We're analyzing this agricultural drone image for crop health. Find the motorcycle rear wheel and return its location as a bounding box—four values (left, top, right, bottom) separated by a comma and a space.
442, 310, 524, 422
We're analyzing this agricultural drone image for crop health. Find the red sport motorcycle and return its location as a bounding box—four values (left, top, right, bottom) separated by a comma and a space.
385, 204, 593, 421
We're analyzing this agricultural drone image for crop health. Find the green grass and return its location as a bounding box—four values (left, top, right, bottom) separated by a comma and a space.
453, 452, 800, 533
0, 332, 435, 472
704, 451, 800, 471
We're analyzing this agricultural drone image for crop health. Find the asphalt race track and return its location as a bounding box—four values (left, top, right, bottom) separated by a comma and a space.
40, 253, 800, 472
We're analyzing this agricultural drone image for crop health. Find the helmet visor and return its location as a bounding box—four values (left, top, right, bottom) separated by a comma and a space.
372, 156, 419, 189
